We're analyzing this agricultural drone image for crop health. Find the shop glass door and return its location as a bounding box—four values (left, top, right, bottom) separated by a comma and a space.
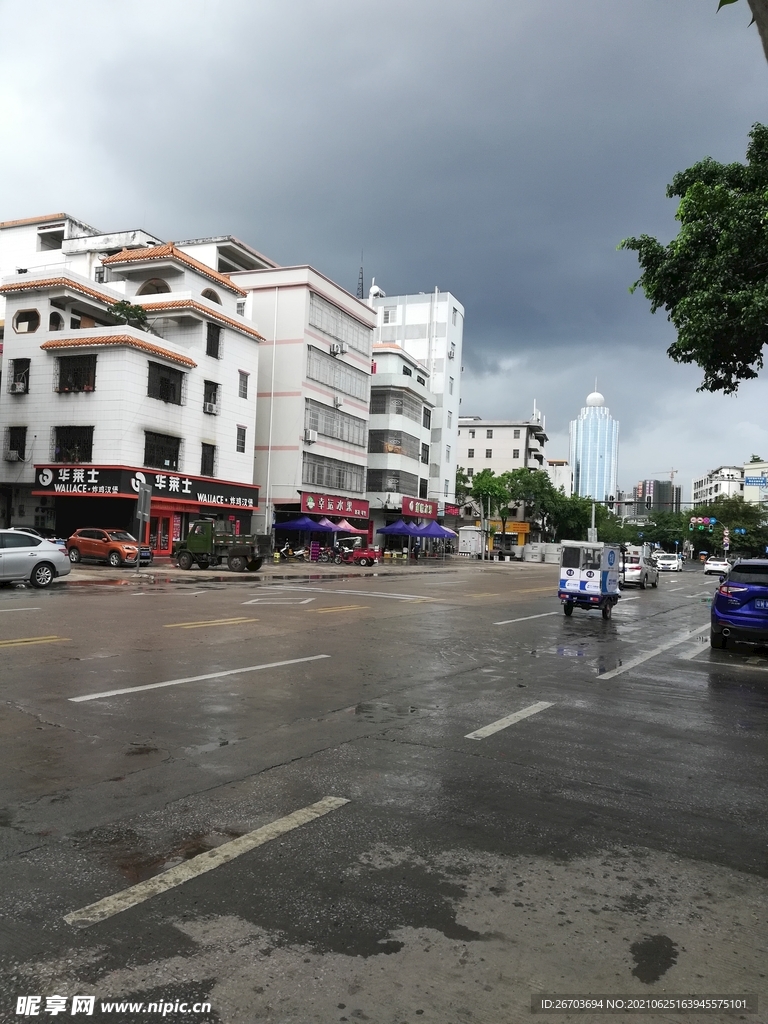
149, 516, 171, 554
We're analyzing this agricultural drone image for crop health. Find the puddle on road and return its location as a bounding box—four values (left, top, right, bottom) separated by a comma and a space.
115, 832, 240, 883
346, 702, 434, 724
630, 933, 679, 983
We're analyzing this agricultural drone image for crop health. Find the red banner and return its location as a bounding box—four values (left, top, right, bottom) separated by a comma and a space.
302, 492, 369, 518
444, 504, 460, 516
402, 496, 438, 519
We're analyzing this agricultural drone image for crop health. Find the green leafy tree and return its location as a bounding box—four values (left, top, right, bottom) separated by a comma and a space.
455, 467, 471, 506
621, 123, 768, 394
108, 300, 150, 332
470, 469, 508, 519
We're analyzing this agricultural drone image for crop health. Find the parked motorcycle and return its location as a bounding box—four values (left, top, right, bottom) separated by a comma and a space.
278, 543, 306, 562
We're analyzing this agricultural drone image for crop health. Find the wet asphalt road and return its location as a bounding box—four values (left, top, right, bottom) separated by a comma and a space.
0, 561, 766, 1024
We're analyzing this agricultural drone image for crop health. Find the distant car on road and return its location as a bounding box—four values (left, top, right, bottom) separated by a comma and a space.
704, 555, 731, 576
0, 529, 71, 588
656, 552, 683, 572
711, 558, 768, 649
66, 528, 150, 567
622, 551, 658, 589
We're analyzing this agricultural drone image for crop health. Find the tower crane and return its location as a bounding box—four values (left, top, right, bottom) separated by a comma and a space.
649, 469, 679, 481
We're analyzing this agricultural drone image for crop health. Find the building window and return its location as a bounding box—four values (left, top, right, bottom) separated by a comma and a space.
147, 361, 184, 405
422, 407, 431, 429
144, 431, 181, 470
8, 358, 31, 394
469, 429, 475, 439
236, 300, 246, 316
382, 307, 397, 324
467, 448, 474, 459
444, 479, 449, 496
416, 375, 425, 385
236, 425, 247, 453
305, 399, 367, 447
137, 278, 171, 295
53, 425, 94, 463
513, 429, 520, 439
56, 355, 97, 393
513, 448, 520, 459
238, 371, 249, 398
309, 291, 372, 356
5, 426, 27, 460
419, 478, 428, 499
446, 445, 451, 462
201, 288, 222, 304
13, 310, 40, 334
402, 365, 413, 377
447, 412, 452, 428
49, 312, 64, 331
366, 468, 419, 495
206, 322, 222, 358
421, 442, 430, 464
203, 380, 219, 413
368, 430, 421, 459
467, 467, 474, 478
200, 443, 216, 477
486, 429, 493, 438
485, 449, 492, 458
305, 452, 365, 493
449, 376, 454, 395
452, 307, 458, 326
308, 346, 369, 402
370, 386, 421, 421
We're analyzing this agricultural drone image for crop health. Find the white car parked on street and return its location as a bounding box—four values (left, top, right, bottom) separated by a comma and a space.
0, 530, 71, 588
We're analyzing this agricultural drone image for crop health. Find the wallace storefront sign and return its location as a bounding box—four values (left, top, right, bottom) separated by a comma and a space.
402, 496, 438, 519
33, 465, 259, 511
301, 492, 369, 518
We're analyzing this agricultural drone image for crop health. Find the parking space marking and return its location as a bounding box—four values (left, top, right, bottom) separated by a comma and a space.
666, 586, 685, 592
64, 796, 350, 928
0, 635, 69, 648
242, 597, 315, 606
312, 604, 369, 615
465, 701, 555, 739
598, 624, 709, 679
164, 616, 259, 630
494, 611, 559, 625
69, 654, 331, 702
0, 607, 41, 613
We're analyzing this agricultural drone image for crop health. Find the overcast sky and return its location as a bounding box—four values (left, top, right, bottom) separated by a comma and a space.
1, 0, 766, 500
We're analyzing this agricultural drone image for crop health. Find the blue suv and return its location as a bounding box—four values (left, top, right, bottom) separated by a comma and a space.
711, 558, 768, 649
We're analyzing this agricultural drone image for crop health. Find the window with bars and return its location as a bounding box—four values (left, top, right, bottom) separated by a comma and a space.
203, 380, 219, 412
200, 443, 216, 477
147, 362, 184, 405
206, 322, 221, 358
8, 358, 31, 394
305, 399, 366, 447
144, 431, 181, 470
307, 346, 369, 401
365, 468, 419, 495
53, 425, 94, 463
368, 430, 421, 459
303, 452, 365, 493
5, 426, 27, 460
309, 292, 372, 355
369, 387, 421, 422
56, 355, 97, 393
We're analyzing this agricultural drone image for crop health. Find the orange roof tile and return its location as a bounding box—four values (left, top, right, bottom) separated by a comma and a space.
140, 299, 265, 341
40, 334, 197, 368
0, 212, 68, 229
0, 276, 116, 306
102, 243, 247, 296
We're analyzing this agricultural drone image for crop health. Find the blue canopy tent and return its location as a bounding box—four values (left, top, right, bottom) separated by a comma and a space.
377, 519, 419, 535
276, 515, 335, 532
410, 520, 457, 539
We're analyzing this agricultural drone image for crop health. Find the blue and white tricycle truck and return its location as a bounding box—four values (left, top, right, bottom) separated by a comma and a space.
558, 540, 621, 620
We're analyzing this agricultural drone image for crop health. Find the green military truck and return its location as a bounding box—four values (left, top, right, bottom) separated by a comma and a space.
173, 518, 272, 572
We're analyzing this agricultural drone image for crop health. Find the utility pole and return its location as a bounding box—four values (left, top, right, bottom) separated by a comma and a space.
587, 501, 597, 543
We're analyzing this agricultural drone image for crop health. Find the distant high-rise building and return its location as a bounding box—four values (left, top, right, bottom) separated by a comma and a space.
635, 479, 682, 513
569, 390, 619, 502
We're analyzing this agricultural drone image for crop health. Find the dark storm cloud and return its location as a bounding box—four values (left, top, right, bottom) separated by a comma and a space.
1, 0, 766, 489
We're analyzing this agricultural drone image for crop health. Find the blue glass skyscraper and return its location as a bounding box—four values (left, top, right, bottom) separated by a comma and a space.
569, 391, 619, 501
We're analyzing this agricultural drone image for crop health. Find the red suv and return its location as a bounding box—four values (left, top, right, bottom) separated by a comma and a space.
67, 529, 140, 567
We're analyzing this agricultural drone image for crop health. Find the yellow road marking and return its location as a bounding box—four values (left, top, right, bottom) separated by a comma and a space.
164, 617, 259, 630
312, 605, 369, 615
0, 635, 70, 648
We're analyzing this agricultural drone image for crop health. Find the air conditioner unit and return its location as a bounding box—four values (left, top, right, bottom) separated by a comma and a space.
203, 402, 219, 415
4, 451, 20, 462
330, 342, 348, 356
447, 348, 455, 359
333, 396, 343, 408
16, 322, 29, 333
304, 428, 318, 444
9, 382, 26, 394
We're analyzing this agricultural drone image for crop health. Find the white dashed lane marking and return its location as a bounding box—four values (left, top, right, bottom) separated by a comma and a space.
465, 701, 555, 739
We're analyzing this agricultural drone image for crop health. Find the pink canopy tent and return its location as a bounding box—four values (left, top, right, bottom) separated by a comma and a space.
334, 518, 368, 535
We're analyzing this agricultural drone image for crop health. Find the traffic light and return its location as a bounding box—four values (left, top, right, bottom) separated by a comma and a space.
645, 495, 652, 510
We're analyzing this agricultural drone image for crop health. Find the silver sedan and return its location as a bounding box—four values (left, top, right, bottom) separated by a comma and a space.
0, 530, 72, 588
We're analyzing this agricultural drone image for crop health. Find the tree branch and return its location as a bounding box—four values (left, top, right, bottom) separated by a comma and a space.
747, 0, 768, 63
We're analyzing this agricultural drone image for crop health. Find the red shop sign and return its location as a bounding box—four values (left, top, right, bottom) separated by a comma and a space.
402, 496, 438, 519
302, 492, 370, 518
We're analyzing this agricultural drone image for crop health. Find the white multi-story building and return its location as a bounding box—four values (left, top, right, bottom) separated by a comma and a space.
367, 344, 436, 535
743, 459, 768, 506
229, 265, 375, 534
457, 410, 548, 481
368, 287, 464, 505
0, 243, 263, 551
692, 466, 744, 506
546, 458, 572, 496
